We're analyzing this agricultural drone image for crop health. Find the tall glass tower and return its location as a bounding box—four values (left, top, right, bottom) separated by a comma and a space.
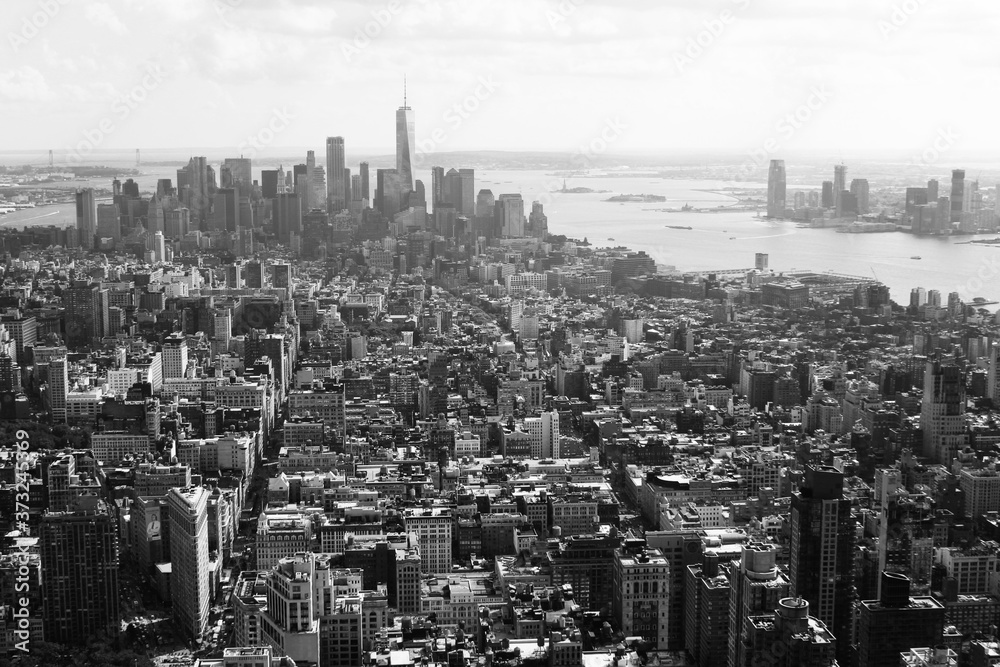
396, 80, 415, 193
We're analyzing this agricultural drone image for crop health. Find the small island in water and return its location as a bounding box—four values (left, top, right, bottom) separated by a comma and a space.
550, 179, 610, 194
605, 193, 667, 202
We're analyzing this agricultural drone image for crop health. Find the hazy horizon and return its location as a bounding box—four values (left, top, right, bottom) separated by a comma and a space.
3, 0, 999, 158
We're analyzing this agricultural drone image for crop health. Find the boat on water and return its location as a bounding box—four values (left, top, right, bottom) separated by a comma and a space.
665, 225, 692, 230
607, 237, 614, 241
729, 236, 736, 240
911, 256, 921, 260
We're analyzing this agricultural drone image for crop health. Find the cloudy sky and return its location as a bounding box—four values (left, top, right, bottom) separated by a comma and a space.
2, 0, 998, 159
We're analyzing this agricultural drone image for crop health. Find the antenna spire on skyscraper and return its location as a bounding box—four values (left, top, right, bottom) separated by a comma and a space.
403, 74, 407, 108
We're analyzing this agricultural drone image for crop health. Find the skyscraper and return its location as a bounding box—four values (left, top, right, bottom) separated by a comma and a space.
274, 193, 302, 243
359, 161, 369, 204
222, 157, 252, 195
495, 194, 525, 237
951, 169, 965, 223
168, 486, 210, 640
766, 159, 786, 218
833, 164, 847, 216
40, 496, 120, 644
458, 168, 475, 216
856, 572, 945, 667
75, 188, 97, 250
789, 465, 855, 666
728, 543, 790, 667
396, 91, 415, 193
177, 156, 211, 224
163, 333, 188, 379
851, 178, 870, 214
431, 166, 445, 209
821, 181, 834, 208
49, 356, 68, 422
927, 178, 939, 201
64, 280, 108, 347
213, 188, 239, 232
96, 202, 121, 246
921, 360, 966, 462
326, 137, 346, 210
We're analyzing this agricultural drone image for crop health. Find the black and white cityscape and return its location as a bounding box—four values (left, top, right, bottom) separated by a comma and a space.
3, 2, 1000, 666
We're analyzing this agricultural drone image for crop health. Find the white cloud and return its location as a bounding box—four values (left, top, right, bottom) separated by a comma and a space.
0, 67, 54, 102
85, 2, 128, 34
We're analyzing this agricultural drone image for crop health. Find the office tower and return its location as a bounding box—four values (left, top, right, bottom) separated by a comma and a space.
272, 263, 291, 289
260, 554, 336, 665
396, 95, 415, 192
222, 157, 252, 193
793, 191, 805, 209
612, 544, 670, 649
906, 187, 929, 214
496, 194, 525, 237
821, 181, 834, 208
685, 554, 731, 667
1, 314, 36, 366
177, 156, 211, 224
459, 168, 474, 216
64, 280, 108, 347
342, 167, 351, 205
165, 207, 190, 239
168, 486, 210, 640
49, 356, 68, 421
857, 572, 945, 667
75, 188, 97, 249
274, 193, 302, 243
359, 161, 369, 204
156, 178, 173, 196
431, 166, 445, 208
153, 231, 166, 263
326, 137, 346, 209
927, 178, 939, 201
213, 188, 239, 232
789, 465, 855, 665
728, 544, 790, 667
766, 159, 786, 218
528, 201, 548, 238
147, 194, 164, 234
851, 178, 870, 214
833, 165, 847, 216
350, 174, 361, 202
964, 180, 979, 213
95, 202, 120, 245
927, 289, 942, 307
755, 253, 769, 270
744, 598, 837, 667
261, 169, 279, 199
40, 497, 120, 644
476, 189, 495, 217
162, 333, 188, 379
921, 360, 966, 463
951, 169, 965, 222
403, 508, 452, 574
375, 169, 404, 217
644, 530, 703, 650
